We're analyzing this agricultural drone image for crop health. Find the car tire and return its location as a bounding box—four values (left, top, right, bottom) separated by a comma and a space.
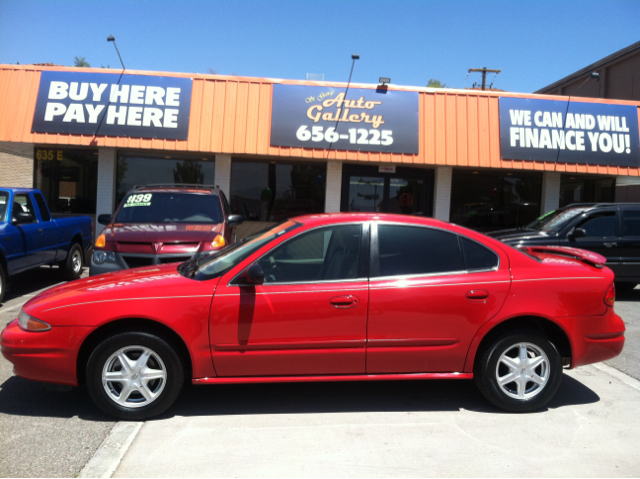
475, 331, 563, 412
0, 262, 6, 303
61, 243, 84, 280
86, 332, 185, 420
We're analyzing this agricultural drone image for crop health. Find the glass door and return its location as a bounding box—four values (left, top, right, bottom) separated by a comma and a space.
341, 164, 433, 216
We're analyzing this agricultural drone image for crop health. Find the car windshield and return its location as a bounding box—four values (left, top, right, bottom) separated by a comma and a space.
0, 191, 7, 222
526, 207, 588, 233
115, 192, 223, 224
180, 220, 301, 279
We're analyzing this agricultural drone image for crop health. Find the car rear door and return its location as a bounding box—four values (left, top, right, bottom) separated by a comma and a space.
209, 222, 369, 377
9, 193, 43, 271
33, 192, 58, 264
366, 223, 511, 374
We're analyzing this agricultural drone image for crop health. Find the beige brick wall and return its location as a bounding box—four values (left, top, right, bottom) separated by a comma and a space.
0, 142, 34, 188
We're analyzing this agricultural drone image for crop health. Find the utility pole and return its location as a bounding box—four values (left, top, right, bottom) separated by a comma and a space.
468, 67, 501, 90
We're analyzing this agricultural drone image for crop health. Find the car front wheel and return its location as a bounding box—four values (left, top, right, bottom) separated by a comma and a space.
475, 331, 563, 412
86, 332, 184, 420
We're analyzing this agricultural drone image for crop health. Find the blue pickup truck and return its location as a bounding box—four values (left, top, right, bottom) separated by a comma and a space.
0, 188, 93, 303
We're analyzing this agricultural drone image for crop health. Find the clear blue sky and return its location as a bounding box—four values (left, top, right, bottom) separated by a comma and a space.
1, 0, 638, 93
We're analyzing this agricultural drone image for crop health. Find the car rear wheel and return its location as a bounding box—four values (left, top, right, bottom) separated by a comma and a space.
61, 243, 84, 280
86, 332, 184, 420
475, 331, 563, 412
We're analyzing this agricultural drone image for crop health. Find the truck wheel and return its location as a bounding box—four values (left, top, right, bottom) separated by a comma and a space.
61, 243, 84, 280
0, 263, 6, 303
475, 331, 563, 412
86, 331, 184, 420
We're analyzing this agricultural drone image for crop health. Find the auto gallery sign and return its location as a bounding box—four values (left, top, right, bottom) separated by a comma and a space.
499, 97, 640, 167
32, 71, 192, 140
271, 84, 419, 154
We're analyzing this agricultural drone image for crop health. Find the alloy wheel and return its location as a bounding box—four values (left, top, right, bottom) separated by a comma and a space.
495, 342, 550, 400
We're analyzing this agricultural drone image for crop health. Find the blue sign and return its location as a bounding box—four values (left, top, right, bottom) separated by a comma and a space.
499, 97, 640, 167
32, 71, 192, 140
271, 84, 419, 154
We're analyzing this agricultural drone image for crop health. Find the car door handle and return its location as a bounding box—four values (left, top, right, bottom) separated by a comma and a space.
329, 295, 359, 309
604, 242, 618, 248
466, 290, 489, 302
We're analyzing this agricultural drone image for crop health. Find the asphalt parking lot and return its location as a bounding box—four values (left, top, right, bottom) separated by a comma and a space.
1, 270, 639, 478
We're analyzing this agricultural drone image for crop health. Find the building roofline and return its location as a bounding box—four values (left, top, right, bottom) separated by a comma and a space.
535, 40, 640, 93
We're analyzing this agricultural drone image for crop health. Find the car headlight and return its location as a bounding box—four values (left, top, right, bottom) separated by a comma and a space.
93, 250, 117, 264
18, 310, 51, 332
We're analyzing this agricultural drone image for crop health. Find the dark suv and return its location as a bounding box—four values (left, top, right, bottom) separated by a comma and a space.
90, 184, 242, 276
488, 203, 640, 291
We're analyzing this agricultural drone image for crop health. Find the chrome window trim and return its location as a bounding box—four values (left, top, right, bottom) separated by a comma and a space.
368, 267, 499, 283
228, 221, 369, 287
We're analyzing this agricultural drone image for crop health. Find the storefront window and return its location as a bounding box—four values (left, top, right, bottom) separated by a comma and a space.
116, 153, 215, 207
559, 175, 615, 207
341, 164, 433, 216
34, 148, 98, 215
450, 169, 542, 232
230, 160, 326, 222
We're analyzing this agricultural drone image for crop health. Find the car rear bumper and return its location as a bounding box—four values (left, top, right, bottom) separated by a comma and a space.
1, 319, 92, 386
568, 309, 626, 368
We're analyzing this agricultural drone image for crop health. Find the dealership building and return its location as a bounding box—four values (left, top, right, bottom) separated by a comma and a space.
1, 63, 639, 236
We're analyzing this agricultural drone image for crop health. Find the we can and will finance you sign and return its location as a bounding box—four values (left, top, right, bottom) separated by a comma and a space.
32, 71, 193, 140
499, 97, 640, 167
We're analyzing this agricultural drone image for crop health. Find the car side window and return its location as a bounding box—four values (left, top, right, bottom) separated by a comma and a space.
376, 225, 463, 277
461, 237, 499, 271
258, 224, 362, 283
220, 193, 231, 217
34, 193, 51, 222
12, 194, 36, 223
622, 210, 640, 237
577, 212, 616, 238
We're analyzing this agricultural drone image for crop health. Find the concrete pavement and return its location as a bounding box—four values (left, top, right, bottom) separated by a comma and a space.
81, 364, 640, 478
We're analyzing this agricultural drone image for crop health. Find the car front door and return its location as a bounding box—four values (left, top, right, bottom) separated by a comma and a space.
619, 207, 640, 281
366, 223, 511, 374
209, 223, 369, 377
566, 209, 621, 277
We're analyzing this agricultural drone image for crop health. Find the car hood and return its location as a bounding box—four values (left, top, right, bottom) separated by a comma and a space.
488, 229, 558, 244
104, 223, 224, 243
22, 264, 219, 324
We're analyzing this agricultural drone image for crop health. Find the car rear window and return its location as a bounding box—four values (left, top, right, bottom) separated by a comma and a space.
115, 192, 223, 224
376, 225, 464, 277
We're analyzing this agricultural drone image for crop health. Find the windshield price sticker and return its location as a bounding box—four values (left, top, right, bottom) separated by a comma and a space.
124, 194, 153, 208
271, 84, 419, 154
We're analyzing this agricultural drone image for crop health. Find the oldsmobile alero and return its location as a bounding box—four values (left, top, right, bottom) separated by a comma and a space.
1, 213, 625, 419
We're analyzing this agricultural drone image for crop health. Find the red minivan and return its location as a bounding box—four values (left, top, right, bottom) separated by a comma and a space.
89, 184, 242, 276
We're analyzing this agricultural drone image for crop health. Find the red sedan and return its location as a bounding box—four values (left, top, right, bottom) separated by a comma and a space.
1, 214, 625, 419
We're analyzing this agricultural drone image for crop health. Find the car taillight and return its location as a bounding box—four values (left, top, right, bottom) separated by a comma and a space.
604, 283, 615, 307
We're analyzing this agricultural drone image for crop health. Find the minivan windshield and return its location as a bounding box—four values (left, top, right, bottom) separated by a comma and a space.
526, 207, 588, 233
115, 192, 223, 224
180, 220, 301, 279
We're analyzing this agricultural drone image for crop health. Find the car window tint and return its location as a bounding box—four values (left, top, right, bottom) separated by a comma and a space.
377, 225, 463, 277
13, 194, 36, 223
259, 225, 362, 283
34, 193, 51, 222
622, 210, 640, 237
578, 212, 616, 237
461, 237, 499, 271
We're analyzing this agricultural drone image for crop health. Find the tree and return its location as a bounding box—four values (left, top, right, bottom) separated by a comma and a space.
74, 56, 90, 67
427, 78, 446, 88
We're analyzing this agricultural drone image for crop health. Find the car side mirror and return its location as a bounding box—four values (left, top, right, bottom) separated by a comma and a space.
569, 227, 587, 241
98, 214, 112, 225
227, 214, 243, 227
238, 263, 264, 285
12, 212, 33, 225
